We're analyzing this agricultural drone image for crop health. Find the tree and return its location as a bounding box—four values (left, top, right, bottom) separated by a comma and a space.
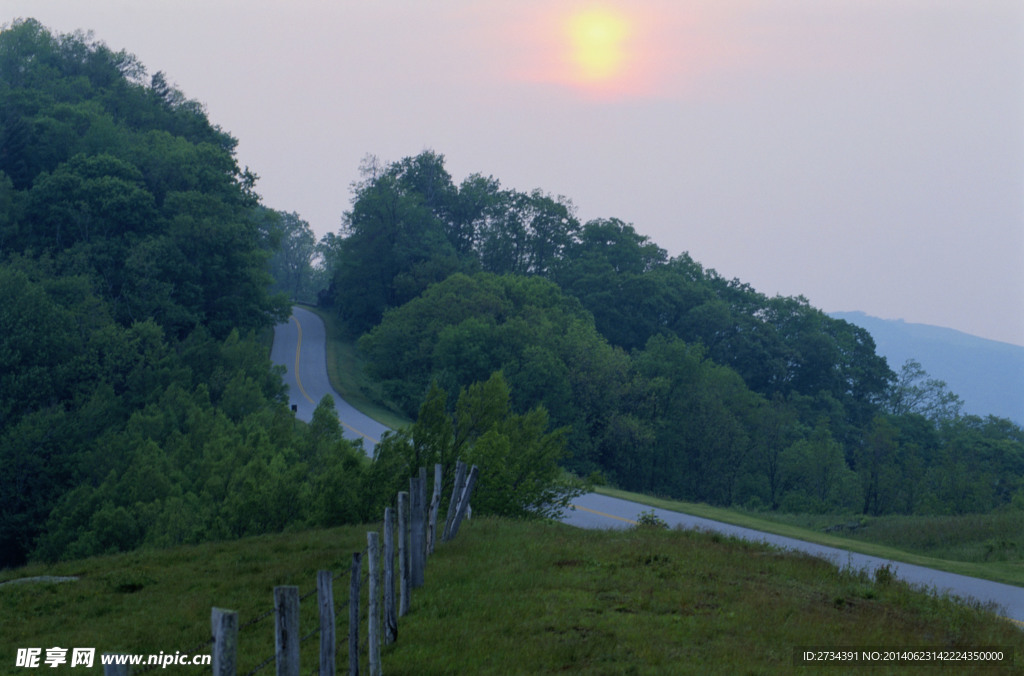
855, 416, 902, 515
23, 153, 157, 249
329, 153, 461, 333
447, 172, 501, 256
265, 209, 318, 302
887, 358, 964, 422
779, 422, 861, 513
477, 188, 579, 277
552, 219, 675, 352
455, 372, 581, 519
360, 372, 582, 520
628, 335, 766, 505
750, 393, 800, 509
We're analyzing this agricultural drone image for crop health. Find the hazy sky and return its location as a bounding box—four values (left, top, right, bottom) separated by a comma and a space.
6, 1, 1024, 346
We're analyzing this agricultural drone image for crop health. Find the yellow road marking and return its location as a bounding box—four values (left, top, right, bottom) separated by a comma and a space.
291, 313, 380, 445
572, 504, 638, 525
347, 422, 380, 445
1004, 615, 1024, 629
292, 315, 315, 405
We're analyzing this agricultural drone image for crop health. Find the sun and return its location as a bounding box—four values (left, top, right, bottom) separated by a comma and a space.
567, 8, 631, 84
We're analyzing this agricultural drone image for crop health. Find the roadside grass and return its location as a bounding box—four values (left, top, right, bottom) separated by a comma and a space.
3, 519, 1020, 675
845, 511, 1024, 563
295, 304, 411, 431
594, 486, 1024, 588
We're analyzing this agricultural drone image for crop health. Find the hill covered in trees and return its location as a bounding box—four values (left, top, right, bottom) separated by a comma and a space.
3, 18, 1021, 571
0, 20, 576, 569
0, 20, 388, 568
308, 150, 1024, 519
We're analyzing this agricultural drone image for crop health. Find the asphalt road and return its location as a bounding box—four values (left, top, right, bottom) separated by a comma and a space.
271, 306, 1024, 627
269, 306, 390, 452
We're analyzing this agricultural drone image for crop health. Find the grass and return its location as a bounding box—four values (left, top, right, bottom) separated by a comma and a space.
593, 486, 1024, 589
1, 526, 369, 674
841, 511, 1024, 562
2, 519, 1020, 675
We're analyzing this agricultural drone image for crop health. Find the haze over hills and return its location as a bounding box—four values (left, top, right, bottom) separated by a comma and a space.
831, 312, 1024, 426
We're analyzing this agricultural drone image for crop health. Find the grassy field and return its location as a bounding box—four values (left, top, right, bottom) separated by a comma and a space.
3, 518, 1020, 674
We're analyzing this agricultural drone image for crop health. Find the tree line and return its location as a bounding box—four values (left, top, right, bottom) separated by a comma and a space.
311, 150, 1023, 518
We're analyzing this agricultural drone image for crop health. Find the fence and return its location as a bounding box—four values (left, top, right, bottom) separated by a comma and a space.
102, 461, 479, 676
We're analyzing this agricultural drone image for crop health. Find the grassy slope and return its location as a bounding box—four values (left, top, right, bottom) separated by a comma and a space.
2, 520, 1021, 675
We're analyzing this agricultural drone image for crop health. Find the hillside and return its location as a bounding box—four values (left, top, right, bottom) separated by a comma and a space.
2, 518, 1021, 674
4, 16, 1024, 582
0, 19, 370, 569
832, 312, 1024, 425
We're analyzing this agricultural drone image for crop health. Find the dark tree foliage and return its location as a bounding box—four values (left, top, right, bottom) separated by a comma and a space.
0, 20, 331, 567
324, 151, 580, 334
364, 373, 584, 521
0, 19, 287, 338
340, 151, 1024, 518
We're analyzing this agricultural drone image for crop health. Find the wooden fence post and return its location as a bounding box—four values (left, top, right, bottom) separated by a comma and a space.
427, 463, 442, 555
443, 461, 467, 542
102, 660, 130, 676
367, 532, 381, 676
447, 465, 479, 541
274, 586, 300, 676
397, 491, 410, 617
383, 507, 398, 644
349, 552, 362, 676
418, 466, 428, 565
211, 607, 238, 676
317, 571, 335, 676
410, 473, 425, 588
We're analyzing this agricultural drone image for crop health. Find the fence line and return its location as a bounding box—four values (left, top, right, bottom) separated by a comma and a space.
103, 463, 478, 676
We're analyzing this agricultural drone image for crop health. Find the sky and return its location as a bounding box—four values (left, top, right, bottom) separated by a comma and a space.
5, 1, 1024, 346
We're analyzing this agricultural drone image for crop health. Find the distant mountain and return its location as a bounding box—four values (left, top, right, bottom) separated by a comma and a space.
830, 312, 1024, 426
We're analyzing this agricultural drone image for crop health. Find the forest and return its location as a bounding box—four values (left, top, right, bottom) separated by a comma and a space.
2, 19, 1022, 570
0, 20, 422, 568
310, 151, 1024, 521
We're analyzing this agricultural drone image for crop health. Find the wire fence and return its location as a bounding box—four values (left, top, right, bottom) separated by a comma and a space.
110, 462, 477, 676
239, 556, 364, 676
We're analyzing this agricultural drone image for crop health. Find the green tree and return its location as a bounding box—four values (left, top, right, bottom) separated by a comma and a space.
265, 209, 319, 302
779, 422, 861, 513
477, 188, 579, 277
855, 416, 902, 515
887, 358, 964, 422
628, 335, 767, 505
329, 152, 463, 333
453, 372, 581, 518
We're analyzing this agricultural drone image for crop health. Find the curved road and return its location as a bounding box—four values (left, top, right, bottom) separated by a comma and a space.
270, 306, 390, 451
271, 307, 1024, 627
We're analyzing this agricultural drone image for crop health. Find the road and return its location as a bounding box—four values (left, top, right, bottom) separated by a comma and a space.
269, 306, 390, 451
271, 306, 1024, 627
